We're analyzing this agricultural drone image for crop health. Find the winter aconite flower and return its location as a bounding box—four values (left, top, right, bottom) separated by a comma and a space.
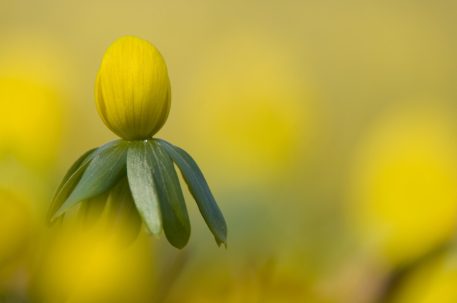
48, 36, 227, 248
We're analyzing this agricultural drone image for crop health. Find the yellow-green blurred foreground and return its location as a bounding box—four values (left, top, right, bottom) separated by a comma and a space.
2, 0, 457, 302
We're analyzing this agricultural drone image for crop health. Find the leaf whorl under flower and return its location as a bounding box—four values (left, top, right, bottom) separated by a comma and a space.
49, 139, 227, 248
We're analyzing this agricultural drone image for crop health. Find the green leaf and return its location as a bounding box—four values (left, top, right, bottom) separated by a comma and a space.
127, 141, 162, 235
48, 148, 96, 223
106, 178, 142, 244
78, 193, 109, 225
54, 140, 128, 218
149, 140, 190, 249
157, 139, 227, 246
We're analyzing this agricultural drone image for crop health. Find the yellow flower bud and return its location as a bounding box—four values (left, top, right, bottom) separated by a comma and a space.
95, 36, 171, 140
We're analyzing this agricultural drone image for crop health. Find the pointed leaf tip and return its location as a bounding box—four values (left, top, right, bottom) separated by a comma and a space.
157, 139, 227, 246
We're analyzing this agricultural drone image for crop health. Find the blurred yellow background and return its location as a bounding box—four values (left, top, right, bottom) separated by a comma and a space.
1, 0, 457, 302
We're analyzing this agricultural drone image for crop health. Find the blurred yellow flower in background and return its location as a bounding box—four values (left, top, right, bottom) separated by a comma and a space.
0, 78, 62, 169
96, 36, 171, 140
0, 33, 66, 170
0, 34, 66, 295
348, 104, 457, 265
36, 225, 155, 303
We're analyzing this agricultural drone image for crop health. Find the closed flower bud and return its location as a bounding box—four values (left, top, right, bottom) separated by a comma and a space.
95, 36, 171, 140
